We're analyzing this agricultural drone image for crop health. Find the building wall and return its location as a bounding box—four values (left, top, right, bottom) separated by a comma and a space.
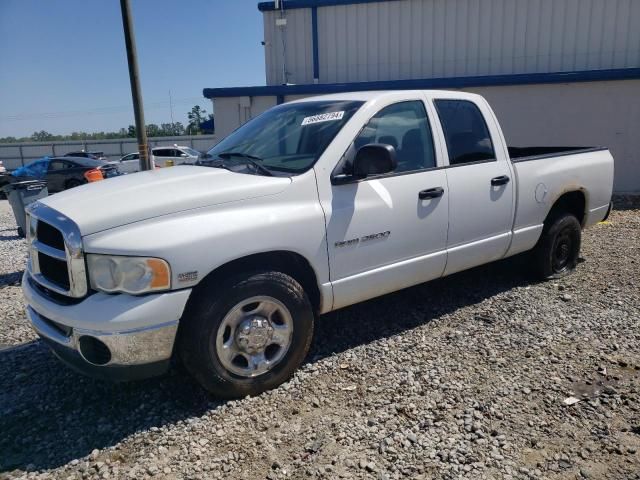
212, 79, 640, 192
263, 0, 640, 85
468, 79, 639, 193
263, 8, 314, 85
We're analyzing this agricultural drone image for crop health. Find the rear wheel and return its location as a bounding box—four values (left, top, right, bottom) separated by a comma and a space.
179, 271, 314, 398
65, 179, 84, 190
531, 212, 581, 280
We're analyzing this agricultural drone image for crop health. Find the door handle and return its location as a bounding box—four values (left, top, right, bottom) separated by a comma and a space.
491, 175, 510, 186
419, 187, 444, 199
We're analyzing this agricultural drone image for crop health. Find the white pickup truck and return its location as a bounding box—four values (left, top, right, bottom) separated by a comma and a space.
23, 90, 613, 397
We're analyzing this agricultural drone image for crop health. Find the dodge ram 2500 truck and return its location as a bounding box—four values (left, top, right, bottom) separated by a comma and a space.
23, 90, 614, 398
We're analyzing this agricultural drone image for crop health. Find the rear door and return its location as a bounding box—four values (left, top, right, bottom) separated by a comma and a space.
432, 97, 514, 275
46, 159, 73, 192
119, 153, 140, 173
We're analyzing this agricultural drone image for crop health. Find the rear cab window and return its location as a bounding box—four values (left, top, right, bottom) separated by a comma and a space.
434, 99, 496, 166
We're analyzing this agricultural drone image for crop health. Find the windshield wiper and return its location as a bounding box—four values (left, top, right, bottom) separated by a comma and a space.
217, 151, 273, 176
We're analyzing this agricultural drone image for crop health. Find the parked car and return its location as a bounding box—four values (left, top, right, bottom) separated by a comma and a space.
151, 145, 201, 168
11, 156, 119, 193
22, 90, 613, 398
64, 151, 106, 160
117, 152, 141, 174
0, 160, 6, 173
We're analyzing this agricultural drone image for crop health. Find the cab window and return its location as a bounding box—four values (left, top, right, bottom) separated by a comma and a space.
352, 101, 436, 173
434, 99, 495, 165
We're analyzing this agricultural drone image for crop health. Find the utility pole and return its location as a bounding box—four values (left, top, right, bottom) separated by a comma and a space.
120, 0, 152, 171
169, 90, 175, 124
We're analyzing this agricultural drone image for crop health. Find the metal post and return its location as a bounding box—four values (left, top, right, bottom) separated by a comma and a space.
120, 0, 152, 171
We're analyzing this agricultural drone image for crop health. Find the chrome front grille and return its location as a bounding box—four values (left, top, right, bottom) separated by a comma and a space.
26, 202, 87, 298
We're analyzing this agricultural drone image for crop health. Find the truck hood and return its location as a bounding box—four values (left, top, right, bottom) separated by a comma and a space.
40, 166, 292, 235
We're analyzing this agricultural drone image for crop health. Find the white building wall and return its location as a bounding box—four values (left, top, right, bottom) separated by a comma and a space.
263, 0, 640, 85
212, 79, 640, 192
263, 8, 314, 85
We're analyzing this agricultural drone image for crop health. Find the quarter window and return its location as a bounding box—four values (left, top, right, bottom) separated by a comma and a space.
353, 101, 436, 173
434, 99, 495, 165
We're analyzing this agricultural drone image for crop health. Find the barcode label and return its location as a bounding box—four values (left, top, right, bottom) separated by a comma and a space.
301, 111, 345, 126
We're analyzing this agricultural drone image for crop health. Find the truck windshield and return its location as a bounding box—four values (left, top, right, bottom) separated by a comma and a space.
205, 100, 363, 175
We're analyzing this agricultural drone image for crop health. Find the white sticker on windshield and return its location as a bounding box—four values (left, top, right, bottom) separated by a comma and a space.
301, 111, 345, 126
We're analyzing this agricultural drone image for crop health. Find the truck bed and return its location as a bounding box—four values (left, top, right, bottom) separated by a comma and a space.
506, 146, 614, 258
508, 146, 608, 162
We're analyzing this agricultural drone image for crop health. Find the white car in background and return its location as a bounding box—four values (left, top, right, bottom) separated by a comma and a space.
118, 146, 201, 172
0, 160, 6, 173
152, 146, 201, 168
117, 152, 142, 174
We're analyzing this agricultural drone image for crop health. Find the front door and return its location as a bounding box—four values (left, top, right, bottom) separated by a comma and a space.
323, 100, 449, 309
432, 98, 514, 275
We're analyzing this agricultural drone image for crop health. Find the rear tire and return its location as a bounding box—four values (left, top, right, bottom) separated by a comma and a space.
179, 271, 314, 398
65, 179, 83, 190
531, 212, 581, 280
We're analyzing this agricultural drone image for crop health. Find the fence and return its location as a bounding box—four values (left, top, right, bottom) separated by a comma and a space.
0, 135, 218, 170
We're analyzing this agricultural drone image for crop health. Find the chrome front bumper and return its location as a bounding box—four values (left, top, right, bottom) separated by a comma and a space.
23, 271, 191, 380
27, 306, 178, 367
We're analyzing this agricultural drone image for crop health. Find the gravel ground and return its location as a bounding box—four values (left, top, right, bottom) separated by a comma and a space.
0, 198, 638, 480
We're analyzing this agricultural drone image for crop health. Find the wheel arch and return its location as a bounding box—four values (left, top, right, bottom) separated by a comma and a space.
545, 190, 587, 227
187, 250, 322, 314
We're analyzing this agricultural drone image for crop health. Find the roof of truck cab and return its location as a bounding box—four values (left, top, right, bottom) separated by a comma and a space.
287, 90, 481, 103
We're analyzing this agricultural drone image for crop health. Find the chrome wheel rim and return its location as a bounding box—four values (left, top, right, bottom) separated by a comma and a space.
215, 296, 293, 378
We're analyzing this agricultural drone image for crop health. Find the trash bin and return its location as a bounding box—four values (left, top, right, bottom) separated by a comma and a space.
2, 180, 48, 238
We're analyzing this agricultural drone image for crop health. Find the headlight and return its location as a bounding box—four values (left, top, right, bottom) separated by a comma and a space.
87, 254, 171, 294
26, 212, 37, 241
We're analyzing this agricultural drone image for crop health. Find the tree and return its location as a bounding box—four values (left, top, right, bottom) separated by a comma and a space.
127, 125, 136, 137
146, 124, 160, 137
187, 105, 208, 134
32, 130, 55, 141
159, 122, 185, 137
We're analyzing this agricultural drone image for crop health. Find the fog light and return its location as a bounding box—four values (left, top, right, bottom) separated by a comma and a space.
78, 336, 112, 366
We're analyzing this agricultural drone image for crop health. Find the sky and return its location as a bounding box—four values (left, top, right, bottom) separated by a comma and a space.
0, 0, 266, 138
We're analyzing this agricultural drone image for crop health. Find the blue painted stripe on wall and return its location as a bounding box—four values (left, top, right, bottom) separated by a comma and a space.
203, 68, 640, 99
311, 6, 319, 80
258, 0, 402, 12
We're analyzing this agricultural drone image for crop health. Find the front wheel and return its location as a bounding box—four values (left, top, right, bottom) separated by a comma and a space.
531, 212, 582, 280
179, 271, 314, 398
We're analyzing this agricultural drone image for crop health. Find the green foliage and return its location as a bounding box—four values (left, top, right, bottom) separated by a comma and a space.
187, 105, 209, 135
0, 121, 189, 144
31, 130, 55, 141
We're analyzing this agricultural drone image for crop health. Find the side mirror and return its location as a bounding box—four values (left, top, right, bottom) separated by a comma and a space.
353, 143, 397, 178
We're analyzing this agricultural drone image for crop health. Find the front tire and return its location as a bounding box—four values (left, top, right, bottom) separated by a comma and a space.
179, 271, 314, 398
531, 212, 581, 280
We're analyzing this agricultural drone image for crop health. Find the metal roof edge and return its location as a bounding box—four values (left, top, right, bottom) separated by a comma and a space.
258, 0, 401, 12
203, 68, 640, 99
